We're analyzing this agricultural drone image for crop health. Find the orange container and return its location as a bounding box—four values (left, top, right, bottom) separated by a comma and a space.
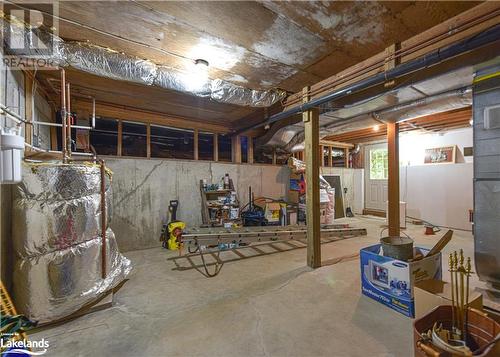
414, 305, 500, 356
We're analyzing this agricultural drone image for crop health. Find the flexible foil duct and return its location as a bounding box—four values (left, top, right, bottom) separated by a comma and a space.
63, 42, 158, 85
12, 163, 131, 323
0, 17, 285, 107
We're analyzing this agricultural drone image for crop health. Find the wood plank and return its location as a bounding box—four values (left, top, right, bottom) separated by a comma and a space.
247, 135, 254, 164
213, 133, 218, 162
303, 87, 321, 268
319, 140, 354, 148
328, 146, 333, 167
232, 135, 241, 163
387, 122, 400, 237
72, 98, 229, 133
344, 147, 349, 168
193, 128, 199, 160
117, 120, 122, 156
146, 123, 151, 158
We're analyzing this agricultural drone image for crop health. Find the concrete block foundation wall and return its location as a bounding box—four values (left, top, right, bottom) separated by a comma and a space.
106, 157, 365, 252
106, 158, 290, 251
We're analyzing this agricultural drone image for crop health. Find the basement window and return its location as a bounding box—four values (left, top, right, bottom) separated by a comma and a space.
122, 121, 147, 157
240, 136, 248, 163
369, 148, 388, 179
90, 117, 118, 156
253, 138, 273, 164
150, 125, 194, 159
217, 134, 232, 162
198, 131, 214, 160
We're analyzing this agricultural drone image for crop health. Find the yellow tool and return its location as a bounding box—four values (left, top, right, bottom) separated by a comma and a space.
167, 221, 186, 251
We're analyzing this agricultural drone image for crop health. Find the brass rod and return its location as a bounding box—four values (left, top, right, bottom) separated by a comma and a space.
449, 253, 455, 333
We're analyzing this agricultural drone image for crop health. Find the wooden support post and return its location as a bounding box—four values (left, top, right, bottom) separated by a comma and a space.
272, 149, 277, 165
344, 147, 349, 168
232, 135, 241, 163
117, 120, 122, 156
213, 133, 219, 161
24, 73, 33, 145
146, 123, 151, 158
193, 128, 199, 160
303, 87, 321, 268
387, 122, 400, 237
328, 146, 333, 167
319, 145, 323, 167
248, 135, 254, 164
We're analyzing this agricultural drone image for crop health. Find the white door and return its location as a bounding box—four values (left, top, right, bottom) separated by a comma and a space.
364, 143, 388, 211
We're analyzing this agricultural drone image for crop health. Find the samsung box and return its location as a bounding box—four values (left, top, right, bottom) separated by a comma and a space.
360, 244, 442, 318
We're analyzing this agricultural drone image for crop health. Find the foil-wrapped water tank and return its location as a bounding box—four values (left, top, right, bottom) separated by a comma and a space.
12, 162, 131, 323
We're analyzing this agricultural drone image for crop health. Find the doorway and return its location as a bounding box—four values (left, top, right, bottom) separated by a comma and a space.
364, 143, 388, 211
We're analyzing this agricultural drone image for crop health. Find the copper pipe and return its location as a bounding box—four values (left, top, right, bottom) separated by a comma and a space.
100, 160, 107, 279
60, 68, 67, 162
66, 82, 72, 159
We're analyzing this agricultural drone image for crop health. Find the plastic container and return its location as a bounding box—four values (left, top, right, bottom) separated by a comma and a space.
380, 236, 414, 261
0, 127, 24, 184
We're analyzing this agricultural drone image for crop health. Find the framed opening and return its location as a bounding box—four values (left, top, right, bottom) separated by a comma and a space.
90, 117, 118, 156
217, 134, 232, 162
150, 125, 194, 159
122, 121, 147, 157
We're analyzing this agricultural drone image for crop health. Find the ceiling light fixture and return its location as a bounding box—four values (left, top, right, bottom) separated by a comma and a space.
183, 58, 210, 93
373, 125, 380, 132
195, 59, 209, 68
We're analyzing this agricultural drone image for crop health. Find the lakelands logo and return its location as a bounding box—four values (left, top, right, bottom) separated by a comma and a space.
1, 1, 59, 70
1, 334, 49, 355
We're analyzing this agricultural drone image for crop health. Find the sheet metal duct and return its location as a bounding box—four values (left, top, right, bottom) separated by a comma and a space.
12, 163, 132, 323
0, 17, 285, 107
261, 68, 473, 150
472, 64, 500, 290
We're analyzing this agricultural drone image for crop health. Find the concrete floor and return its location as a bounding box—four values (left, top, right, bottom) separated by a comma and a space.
31, 216, 477, 357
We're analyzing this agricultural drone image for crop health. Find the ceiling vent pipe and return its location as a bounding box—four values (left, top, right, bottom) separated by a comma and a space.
0, 17, 285, 107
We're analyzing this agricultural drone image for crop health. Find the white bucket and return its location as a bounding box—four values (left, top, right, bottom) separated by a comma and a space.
1, 127, 24, 183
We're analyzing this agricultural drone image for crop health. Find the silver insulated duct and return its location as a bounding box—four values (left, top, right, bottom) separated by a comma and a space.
260, 67, 474, 150
12, 163, 132, 323
0, 17, 285, 107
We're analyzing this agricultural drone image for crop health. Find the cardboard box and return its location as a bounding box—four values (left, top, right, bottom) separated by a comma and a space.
360, 244, 442, 318
265, 202, 281, 223
288, 190, 300, 204
414, 279, 483, 319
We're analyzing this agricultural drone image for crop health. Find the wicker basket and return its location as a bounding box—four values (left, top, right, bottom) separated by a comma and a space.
414, 305, 500, 356
1, 281, 28, 352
